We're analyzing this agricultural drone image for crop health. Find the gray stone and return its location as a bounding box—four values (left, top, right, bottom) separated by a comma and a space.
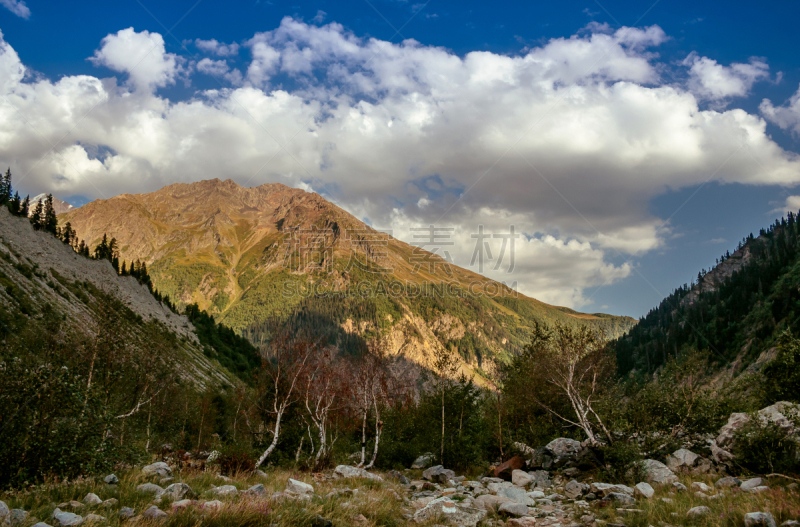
83, 494, 102, 506
136, 483, 164, 497
103, 475, 118, 485
422, 465, 455, 484
544, 438, 582, 467
142, 462, 172, 478
497, 487, 528, 503
498, 502, 529, 517
511, 470, 535, 487
691, 482, 712, 493
163, 483, 194, 500
633, 482, 654, 499
100, 499, 116, 508
715, 476, 741, 488
118, 508, 134, 519
209, 485, 238, 497
0, 502, 9, 523
602, 493, 635, 506
411, 453, 435, 469
741, 478, 764, 491
83, 514, 105, 523
744, 512, 777, 527
171, 500, 192, 511
200, 500, 223, 511
474, 495, 513, 511
245, 484, 267, 496
255, 469, 268, 479
640, 459, 678, 485
529, 470, 551, 488
413, 497, 485, 527
665, 449, 699, 472
333, 465, 383, 481
717, 402, 798, 449
32, 523, 53, 527
5, 509, 28, 527
51, 509, 83, 527
565, 480, 589, 499
672, 481, 687, 492
589, 483, 634, 497
142, 506, 167, 520
687, 506, 711, 518
286, 479, 313, 496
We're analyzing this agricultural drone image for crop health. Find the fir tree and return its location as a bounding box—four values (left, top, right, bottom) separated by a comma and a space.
9, 192, 20, 215
43, 194, 58, 235
0, 168, 11, 205
29, 199, 44, 230
20, 195, 29, 217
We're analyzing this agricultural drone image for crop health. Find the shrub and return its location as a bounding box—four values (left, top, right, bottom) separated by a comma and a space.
218, 444, 256, 475
731, 413, 800, 474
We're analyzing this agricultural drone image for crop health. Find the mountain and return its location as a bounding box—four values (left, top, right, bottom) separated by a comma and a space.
614, 212, 800, 378
29, 193, 75, 215
0, 207, 238, 390
60, 178, 635, 376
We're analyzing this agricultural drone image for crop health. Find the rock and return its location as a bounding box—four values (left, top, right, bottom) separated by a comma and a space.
563, 467, 582, 477
665, 449, 700, 472
163, 483, 195, 500
255, 469, 268, 479
497, 487, 528, 503
413, 497, 486, 527
286, 479, 313, 496
5, 509, 28, 527
388, 470, 410, 485
118, 508, 134, 519
56, 502, 83, 511
142, 506, 167, 520
687, 506, 711, 518
51, 509, 83, 527
529, 470, 551, 488
498, 502, 529, 517
142, 462, 172, 478
159, 478, 174, 485
717, 402, 798, 449
544, 438, 582, 467
32, 524, 53, 527
0, 502, 9, 523
245, 484, 267, 496
672, 481, 687, 492
492, 457, 527, 480
200, 501, 223, 511
82, 494, 102, 507
171, 500, 193, 510
589, 483, 634, 497
602, 493, 635, 506
311, 516, 332, 527
715, 476, 741, 488
100, 499, 116, 508
136, 483, 164, 497
507, 518, 538, 527
512, 470, 535, 487
782, 521, 800, 527
103, 475, 118, 485
475, 495, 513, 511
633, 482, 654, 499
745, 512, 777, 527
640, 459, 678, 485
333, 465, 384, 481
83, 514, 105, 523
565, 480, 589, 499
741, 478, 764, 491
711, 441, 735, 464
750, 486, 770, 494
411, 453, 435, 469
422, 465, 455, 484
209, 485, 238, 497
691, 482, 712, 493
527, 491, 545, 499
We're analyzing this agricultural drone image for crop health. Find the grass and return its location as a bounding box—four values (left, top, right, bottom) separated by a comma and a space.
0, 466, 426, 527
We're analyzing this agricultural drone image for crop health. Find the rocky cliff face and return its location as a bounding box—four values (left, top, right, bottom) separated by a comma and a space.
61, 179, 635, 378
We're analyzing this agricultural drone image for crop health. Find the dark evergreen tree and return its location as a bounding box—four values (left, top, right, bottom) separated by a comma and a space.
0, 168, 11, 205
9, 192, 20, 215
29, 199, 44, 230
43, 194, 58, 235
19, 195, 29, 217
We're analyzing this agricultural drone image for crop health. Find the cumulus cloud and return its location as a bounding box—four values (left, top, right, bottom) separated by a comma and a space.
90, 28, 184, 91
0, 0, 30, 19
683, 52, 770, 102
761, 84, 800, 137
3, 19, 800, 308
195, 38, 240, 57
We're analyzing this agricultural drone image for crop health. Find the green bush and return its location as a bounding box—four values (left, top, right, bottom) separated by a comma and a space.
731, 413, 800, 474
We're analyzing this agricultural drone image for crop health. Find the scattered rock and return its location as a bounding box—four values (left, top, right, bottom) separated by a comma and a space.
142, 506, 167, 521
286, 479, 314, 496
672, 482, 687, 492
32, 523, 53, 527
507, 519, 538, 527
422, 465, 456, 484
602, 493, 635, 506
171, 500, 193, 510
51, 509, 83, 527
0, 502, 9, 523
474, 495, 513, 511
163, 483, 195, 500
497, 487, 528, 504
544, 438, 582, 468
640, 459, 678, 485
590, 483, 634, 497
103, 475, 118, 485
687, 506, 711, 518
83, 514, 105, 523
255, 469, 268, 479
498, 502, 529, 517
118, 508, 134, 519
333, 465, 384, 481
388, 470, 410, 485
715, 476, 741, 488
82, 494, 102, 507
691, 482, 712, 493
200, 501, 223, 511
100, 499, 116, 508
311, 516, 333, 527
512, 470, 535, 487
741, 478, 764, 491
413, 496, 486, 527
136, 483, 164, 497
142, 462, 172, 478
5, 509, 29, 527
633, 482, 654, 499
717, 402, 798, 450
209, 485, 238, 497
565, 479, 589, 499
245, 484, 267, 496
411, 453, 435, 469
744, 512, 777, 527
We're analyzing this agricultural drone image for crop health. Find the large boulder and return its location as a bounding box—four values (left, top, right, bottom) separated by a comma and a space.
665, 449, 699, 472
564, 480, 589, 499
333, 465, 383, 481
634, 482, 654, 499
422, 465, 455, 484
511, 470, 534, 487
286, 479, 313, 496
142, 462, 172, 478
640, 459, 678, 485
413, 497, 485, 527
497, 487, 528, 504
744, 512, 777, 527
544, 438, 582, 468
717, 402, 798, 449
411, 453, 435, 469
492, 457, 526, 480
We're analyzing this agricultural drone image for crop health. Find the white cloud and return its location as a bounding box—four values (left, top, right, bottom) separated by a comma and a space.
770, 195, 800, 215
312, 10, 327, 24
195, 38, 240, 57
683, 52, 769, 102
3, 19, 800, 309
761, 84, 800, 137
90, 28, 184, 91
0, 0, 30, 19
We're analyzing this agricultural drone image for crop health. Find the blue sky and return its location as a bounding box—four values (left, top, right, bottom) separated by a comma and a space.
2, 0, 800, 318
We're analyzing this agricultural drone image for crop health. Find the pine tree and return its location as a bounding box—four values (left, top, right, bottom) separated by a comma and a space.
43, 194, 58, 235
20, 195, 29, 217
120, 261, 128, 276
29, 199, 44, 230
94, 234, 109, 260
0, 168, 11, 205
9, 192, 20, 215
